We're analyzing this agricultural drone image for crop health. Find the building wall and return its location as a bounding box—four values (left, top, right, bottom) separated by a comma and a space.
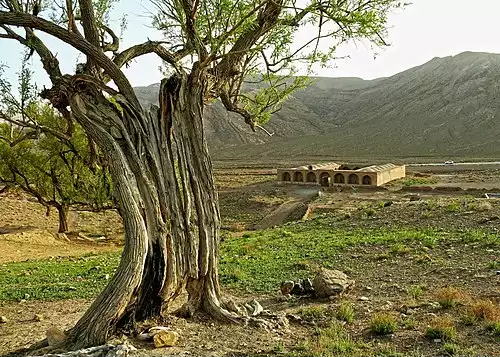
376, 166, 406, 186
277, 165, 405, 187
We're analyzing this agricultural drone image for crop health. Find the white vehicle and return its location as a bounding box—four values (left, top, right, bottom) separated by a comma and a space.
444, 160, 454, 165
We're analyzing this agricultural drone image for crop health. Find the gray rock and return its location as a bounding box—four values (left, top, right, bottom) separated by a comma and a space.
312, 268, 355, 298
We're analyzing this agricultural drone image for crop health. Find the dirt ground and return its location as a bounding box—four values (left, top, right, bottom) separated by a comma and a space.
0, 191, 122, 264
0, 169, 499, 356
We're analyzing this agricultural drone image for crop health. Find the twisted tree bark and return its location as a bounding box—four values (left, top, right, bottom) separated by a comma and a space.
38, 66, 237, 350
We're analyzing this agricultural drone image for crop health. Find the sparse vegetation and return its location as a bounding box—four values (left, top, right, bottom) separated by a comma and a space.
1, 167, 500, 356
485, 321, 500, 337
370, 313, 398, 335
436, 287, 467, 309
336, 302, 355, 323
305, 321, 365, 356
398, 177, 438, 187
390, 243, 411, 255
446, 202, 461, 213
298, 306, 327, 321
425, 317, 457, 341
487, 260, 499, 269
443, 343, 460, 356
468, 300, 499, 321
407, 285, 425, 299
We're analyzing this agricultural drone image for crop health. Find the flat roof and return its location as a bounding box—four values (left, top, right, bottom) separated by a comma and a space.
279, 162, 402, 173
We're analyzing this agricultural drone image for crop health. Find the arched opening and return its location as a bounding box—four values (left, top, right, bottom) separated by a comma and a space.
320, 172, 331, 186
362, 175, 372, 185
294, 171, 303, 182
348, 174, 359, 185
334, 173, 345, 184
282, 172, 291, 182
306, 172, 317, 183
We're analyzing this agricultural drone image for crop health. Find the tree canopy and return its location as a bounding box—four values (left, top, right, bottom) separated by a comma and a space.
0, 59, 113, 233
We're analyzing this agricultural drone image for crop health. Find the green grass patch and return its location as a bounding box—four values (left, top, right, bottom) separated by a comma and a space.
398, 177, 438, 187
370, 313, 398, 335
0, 253, 120, 300
425, 317, 456, 341
406, 284, 425, 299
304, 321, 367, 356
1, 219, 498, 300
336, 302, 355, 323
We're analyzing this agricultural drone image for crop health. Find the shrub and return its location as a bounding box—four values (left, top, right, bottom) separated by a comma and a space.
407, 285, 424, 299
468, 300, 498, 321
298, 306, 327, 321
370, 313, 398, 335
485, 322, 500, 337
436, 287, 467, 309
306, 321, 364, 355
443, 343, 460, 356
425, 317, 456, 341
336, 302, 355, 323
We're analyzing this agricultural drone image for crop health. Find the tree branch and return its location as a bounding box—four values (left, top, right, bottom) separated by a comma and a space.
113, 40, 188, 72
78, 0, 101, 70
0, 10, 139, 107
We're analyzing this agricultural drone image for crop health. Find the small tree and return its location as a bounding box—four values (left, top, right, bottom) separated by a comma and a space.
0, 60, 113, 233
0, 0, 406, 351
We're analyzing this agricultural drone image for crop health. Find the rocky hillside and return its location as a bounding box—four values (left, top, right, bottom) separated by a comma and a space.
134, 51, 500, 158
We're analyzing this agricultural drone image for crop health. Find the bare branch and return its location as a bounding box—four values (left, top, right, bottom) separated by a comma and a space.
101, 24, 119, 53
114, 40, 188, 72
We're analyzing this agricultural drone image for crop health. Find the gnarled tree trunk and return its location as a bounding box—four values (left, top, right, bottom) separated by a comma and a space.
42, 66, 237, 350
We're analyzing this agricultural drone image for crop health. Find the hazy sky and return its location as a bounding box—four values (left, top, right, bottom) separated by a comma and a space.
1, 0, 500, 87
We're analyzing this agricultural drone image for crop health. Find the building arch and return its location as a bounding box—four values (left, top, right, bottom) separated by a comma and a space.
362, 175, 372, 185
348, 174, 359, 184
320, 172, 331, 186
334, 173, 345, 184
294, 171, 303, 182
306, 171, 317, 183
282, 172, 291, 182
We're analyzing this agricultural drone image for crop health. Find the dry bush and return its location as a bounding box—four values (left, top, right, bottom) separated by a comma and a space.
226, 222, 246, 232
425, 317, 456, 341
436, 287, 469, 309
464, 299, 500, 324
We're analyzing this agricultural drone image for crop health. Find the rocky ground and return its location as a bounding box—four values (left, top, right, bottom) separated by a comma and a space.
0, 169, 499, 357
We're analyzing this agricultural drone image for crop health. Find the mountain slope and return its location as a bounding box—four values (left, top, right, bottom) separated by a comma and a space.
134, 51, 500, 158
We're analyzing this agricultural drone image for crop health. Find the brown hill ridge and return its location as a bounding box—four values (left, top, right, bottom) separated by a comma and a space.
134, 51, 500, 159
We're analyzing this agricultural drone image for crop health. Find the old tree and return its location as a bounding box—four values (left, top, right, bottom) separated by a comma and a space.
0, 0, 404, 351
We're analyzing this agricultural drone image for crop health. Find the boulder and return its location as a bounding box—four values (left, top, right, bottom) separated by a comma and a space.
312, 269, 355, 298
46, 327, 66, 347
153, 330, 179, 348
0, 316, 7, 324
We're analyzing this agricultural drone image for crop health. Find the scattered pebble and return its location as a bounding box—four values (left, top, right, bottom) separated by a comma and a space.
34, 314, 43, 322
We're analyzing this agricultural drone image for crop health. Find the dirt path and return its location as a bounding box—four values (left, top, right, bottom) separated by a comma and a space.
252, 186, 319, 229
